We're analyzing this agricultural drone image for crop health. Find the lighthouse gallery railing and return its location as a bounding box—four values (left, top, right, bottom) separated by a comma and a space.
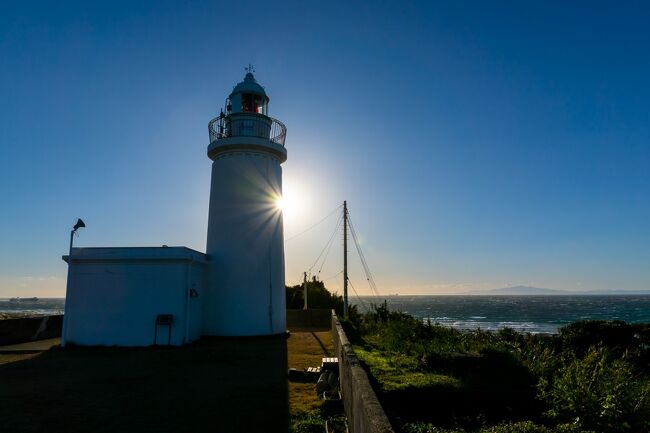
208, 113, 287, 146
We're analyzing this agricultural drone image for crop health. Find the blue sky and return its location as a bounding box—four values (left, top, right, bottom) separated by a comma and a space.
1, 1, 648, 296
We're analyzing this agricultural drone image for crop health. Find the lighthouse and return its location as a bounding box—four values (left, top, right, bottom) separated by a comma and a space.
60, 69, 288, 346
203, 70, 288, 336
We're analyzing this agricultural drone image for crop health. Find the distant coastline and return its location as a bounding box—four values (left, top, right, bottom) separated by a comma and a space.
463, 285, 650, 296
372, 286, 650, 296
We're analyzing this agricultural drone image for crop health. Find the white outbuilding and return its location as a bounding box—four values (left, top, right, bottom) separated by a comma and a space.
62, 70, 288, 346
62, 247, 207, 346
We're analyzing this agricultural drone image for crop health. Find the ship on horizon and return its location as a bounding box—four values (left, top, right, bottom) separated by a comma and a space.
8, 297, 39, 303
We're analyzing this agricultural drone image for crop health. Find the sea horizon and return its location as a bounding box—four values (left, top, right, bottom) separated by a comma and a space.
3, 294, 650, 335
355, 294, 650, 334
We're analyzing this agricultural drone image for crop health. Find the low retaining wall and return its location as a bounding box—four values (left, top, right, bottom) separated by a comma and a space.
286, 309, 332, 331
331, 311, 394, 433
0, 315, 63, 346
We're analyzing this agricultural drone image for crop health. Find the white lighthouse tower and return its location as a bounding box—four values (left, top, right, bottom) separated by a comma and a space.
204, 70, 288, 336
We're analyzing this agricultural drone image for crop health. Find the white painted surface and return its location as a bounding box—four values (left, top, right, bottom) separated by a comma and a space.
207, 135, 287, 162
205, 151, 286, 335
203, 73, 288, 336
62, 247, 207, 346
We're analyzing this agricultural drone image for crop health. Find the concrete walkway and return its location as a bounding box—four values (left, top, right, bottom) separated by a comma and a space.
0, 338, 60, 354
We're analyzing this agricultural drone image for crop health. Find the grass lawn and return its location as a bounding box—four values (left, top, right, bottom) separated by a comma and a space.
286, 331, 334, 432
287, 331, 333, 414
355, 347, 460, 392
0, 331, 332, 433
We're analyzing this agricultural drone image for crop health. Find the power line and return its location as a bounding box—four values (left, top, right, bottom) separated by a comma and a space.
285, 204, 343, 242
321, 270, 343, 282
347, 214, 381, 298
351, 218, 380, 297
308, 213, 343, 275
348, 278, 370, 310
317, 215, 341, 276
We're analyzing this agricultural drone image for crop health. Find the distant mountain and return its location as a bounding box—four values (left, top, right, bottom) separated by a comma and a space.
465, 285, 650, 296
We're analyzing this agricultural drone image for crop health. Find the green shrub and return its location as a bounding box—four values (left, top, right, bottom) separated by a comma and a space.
289, 410, 325, 433
480, 421, 594, 433
344, 302, 650, 433
401, 421, 594, 433
558, 321, 636, 357
538, 346, 650, 432
401, 423, 464, 433
286, 277, 354, 315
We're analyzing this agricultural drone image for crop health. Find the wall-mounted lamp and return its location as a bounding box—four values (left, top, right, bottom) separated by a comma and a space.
69, 218, 86, 255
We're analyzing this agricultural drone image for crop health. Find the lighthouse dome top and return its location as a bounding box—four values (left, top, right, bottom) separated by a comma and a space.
230, 72, 268, 99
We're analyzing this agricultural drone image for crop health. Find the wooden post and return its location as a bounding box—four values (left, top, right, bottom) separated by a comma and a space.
303, 271, 308, 310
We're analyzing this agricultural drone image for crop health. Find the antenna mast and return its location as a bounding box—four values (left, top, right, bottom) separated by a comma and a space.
343, 200, 348, 317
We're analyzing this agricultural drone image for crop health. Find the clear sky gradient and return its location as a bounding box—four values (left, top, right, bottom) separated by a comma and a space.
1, 1, 649, 297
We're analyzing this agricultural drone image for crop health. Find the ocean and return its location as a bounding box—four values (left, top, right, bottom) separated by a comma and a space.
3, 296, 650, 334
356, 295, 650, 334
0, 298, 65, 318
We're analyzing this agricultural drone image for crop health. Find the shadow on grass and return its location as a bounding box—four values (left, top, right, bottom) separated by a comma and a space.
0, 336, 288, 433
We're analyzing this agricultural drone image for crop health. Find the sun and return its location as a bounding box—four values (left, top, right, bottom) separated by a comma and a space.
275, 195, 289, 211
274, 192, 297, 216
274, 182, 305, 224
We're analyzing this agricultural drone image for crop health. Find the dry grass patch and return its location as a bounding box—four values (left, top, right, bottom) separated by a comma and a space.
287, 331, 333, 414
0, 352, 40, 365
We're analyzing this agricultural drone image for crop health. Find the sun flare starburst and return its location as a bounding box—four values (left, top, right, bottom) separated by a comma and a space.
273, 182, 306, 225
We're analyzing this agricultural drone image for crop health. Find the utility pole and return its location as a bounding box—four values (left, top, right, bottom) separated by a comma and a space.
303, 271, 308, 310
343, 200, 348, 317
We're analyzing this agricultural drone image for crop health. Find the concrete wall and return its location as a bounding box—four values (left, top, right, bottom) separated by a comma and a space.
0, 315, 63, 346
63, 247, 207, 347
331, 311, 395, 433
286, 309, 332, 331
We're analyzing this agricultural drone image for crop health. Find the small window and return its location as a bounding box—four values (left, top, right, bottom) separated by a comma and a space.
254, 95, 265, 114
241, 93, 267, 114
242, 93, 254, 112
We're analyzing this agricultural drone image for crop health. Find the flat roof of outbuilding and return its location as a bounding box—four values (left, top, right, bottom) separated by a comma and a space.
62, 246, 208, 263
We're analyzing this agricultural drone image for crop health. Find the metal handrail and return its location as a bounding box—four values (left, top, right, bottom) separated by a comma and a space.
208, 113, 287, 146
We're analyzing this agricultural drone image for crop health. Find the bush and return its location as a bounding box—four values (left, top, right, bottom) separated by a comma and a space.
538, 346, 650, 432
480, 421, 594, 433
289, 410, 325, 433
401, 421, 594, 433
338, 302, 650, 433
286, 277, 346, 314
558, 321, 636, 358
402, 423, 464, 433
